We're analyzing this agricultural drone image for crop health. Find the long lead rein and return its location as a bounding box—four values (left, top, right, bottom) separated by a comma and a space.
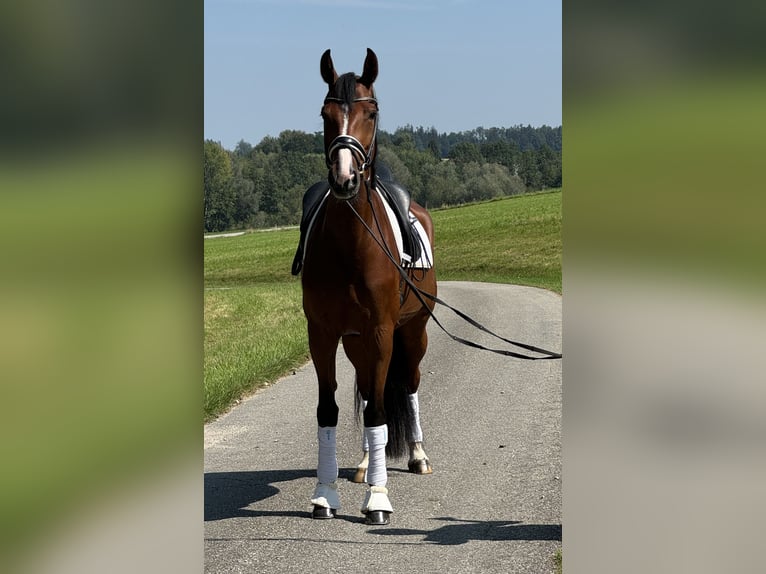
345, 198, 563, 361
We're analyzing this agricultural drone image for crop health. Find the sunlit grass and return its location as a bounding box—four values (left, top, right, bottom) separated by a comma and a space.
432, 190, 561, 292
204, 282, 307, 421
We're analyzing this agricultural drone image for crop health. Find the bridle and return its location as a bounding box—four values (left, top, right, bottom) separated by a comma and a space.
323, 95, 379, 176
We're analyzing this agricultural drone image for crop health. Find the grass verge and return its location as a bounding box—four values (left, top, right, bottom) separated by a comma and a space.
204, 282, 307, 420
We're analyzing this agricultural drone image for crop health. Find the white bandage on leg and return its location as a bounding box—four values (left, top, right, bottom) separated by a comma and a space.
407, 392, 424, 443
311, 481, 340, 510
317, 426, 338, 485
364, 424, 388, 486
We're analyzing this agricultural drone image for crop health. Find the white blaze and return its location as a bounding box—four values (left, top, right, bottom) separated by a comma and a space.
336, 109, 354, 180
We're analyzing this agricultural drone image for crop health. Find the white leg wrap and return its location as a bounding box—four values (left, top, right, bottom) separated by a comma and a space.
364, 424, 388, 486
310, 482, 340, 510
361, 485, 393, 514
317, 426, 338, 485
407, 392, 424, 443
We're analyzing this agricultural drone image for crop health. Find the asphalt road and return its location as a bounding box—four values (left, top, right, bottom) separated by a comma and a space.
204, 281, 562, 574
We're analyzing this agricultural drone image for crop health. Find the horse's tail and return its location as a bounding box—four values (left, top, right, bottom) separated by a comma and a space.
354, 331, 413, 459
383, 331, 413, 459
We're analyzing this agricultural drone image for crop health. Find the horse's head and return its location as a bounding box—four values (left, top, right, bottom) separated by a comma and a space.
320, 48, 379, 200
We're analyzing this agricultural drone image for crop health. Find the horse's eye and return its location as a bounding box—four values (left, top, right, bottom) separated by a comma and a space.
368, 110, 378, 120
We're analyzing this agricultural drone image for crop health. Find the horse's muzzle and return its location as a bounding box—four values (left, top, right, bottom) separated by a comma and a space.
328, 164, 360, 200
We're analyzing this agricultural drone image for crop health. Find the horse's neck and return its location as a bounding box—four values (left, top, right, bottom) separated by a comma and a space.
322, 174, 381, 242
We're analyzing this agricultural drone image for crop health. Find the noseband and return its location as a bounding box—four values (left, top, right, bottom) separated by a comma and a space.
324, 95, 379, 175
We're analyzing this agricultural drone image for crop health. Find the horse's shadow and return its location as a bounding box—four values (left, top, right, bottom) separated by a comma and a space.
368, 517, 561, 545
205, 470, 561, 543
205, 467, 361, 522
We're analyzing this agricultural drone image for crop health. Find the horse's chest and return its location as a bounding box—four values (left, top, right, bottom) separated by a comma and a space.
304, 279, 398, 332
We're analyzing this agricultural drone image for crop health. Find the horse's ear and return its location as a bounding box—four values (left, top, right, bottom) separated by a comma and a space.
359, 48, 378, 87
320, 49, 338, 86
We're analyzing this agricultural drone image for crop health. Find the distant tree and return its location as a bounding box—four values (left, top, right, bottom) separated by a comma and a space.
255, 136, 280, 154
377, 146, 412, 187
518, 149, 543, 190
480, 140, 520, 174
427, 138, 441, 160
278, 130, 322, 154
203, 140, 235, 232
462, 162, 524, 202
418, 160, 463, 207
255, 150, 325, 226
448, 141, 483, 165
377, 124, 561, 157
234, 139, 253, 158
385, 135, 439, 199
536, 144, 562, 188
230, 175, 257, 228
393, 129, 417, 151
229, 156, 259, 228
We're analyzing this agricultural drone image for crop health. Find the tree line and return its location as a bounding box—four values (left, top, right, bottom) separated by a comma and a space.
204, 125, 561, 232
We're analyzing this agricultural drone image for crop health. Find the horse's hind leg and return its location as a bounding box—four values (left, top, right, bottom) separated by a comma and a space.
308, 324, 341, 519
397, 318, 433, 475
406, 391, 432, 475
352, 402, 369, 484
353, 449, 369, 484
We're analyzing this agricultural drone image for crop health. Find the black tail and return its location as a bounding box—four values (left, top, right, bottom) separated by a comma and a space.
383, 331, 413, 459
354, 332, 413, 459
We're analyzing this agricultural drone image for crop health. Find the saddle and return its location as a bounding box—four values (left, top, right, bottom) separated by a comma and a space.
291, 174, 423, 276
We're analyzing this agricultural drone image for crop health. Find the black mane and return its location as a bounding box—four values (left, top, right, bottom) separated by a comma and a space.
331, 72, 358, 107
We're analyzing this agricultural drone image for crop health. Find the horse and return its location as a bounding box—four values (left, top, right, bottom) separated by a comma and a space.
299, 48, 438, 526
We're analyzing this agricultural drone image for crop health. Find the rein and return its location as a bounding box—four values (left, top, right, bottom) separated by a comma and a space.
345, 195, 563, 361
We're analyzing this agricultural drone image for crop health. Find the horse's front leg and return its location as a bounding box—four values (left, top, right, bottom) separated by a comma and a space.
343, 327, 395, 526
308, 324, 341, 519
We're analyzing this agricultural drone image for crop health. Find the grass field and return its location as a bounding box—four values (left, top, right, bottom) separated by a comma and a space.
433, 192, 561, 291
204, 189, 561, 421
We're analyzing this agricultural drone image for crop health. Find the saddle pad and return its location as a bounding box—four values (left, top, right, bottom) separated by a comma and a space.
302, 188, 433, 269
375, 188, 433, 269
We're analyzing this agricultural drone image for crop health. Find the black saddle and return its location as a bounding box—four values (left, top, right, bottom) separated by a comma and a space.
374, 176, 422, 265
291, 173, 422, 275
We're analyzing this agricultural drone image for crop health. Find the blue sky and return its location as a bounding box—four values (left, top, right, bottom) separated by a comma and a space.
205, 0, 561, 149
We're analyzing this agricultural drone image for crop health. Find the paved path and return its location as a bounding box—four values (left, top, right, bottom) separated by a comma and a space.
205, 282, 562, 574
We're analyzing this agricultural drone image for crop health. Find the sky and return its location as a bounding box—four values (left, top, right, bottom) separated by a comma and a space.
204, 0, 561, 150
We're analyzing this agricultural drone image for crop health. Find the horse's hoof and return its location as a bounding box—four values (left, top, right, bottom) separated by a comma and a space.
351, 468, 367, 483
312, 505, 337, 519
408, 459, 433, 475
364, 510, 390, 526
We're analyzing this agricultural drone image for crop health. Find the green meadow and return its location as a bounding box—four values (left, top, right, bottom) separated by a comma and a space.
204, 189, 561, 421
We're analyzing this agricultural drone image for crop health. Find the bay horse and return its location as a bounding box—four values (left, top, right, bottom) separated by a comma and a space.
300, 48, 437, 526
